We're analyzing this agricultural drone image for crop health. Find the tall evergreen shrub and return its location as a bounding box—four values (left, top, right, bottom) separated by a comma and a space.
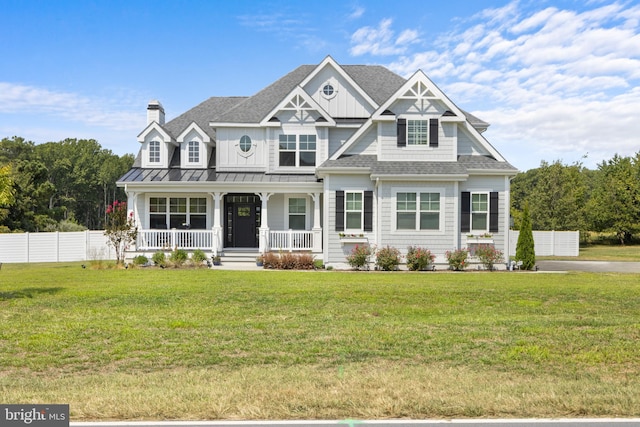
516, 203, 536, 270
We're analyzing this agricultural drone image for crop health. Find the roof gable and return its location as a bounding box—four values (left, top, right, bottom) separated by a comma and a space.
260, 86, 335, 126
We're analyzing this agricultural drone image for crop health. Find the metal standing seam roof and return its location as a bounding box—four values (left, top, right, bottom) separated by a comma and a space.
117, 168, 319, 184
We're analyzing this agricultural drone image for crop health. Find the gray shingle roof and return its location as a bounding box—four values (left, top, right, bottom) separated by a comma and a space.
164, 97, 247, 139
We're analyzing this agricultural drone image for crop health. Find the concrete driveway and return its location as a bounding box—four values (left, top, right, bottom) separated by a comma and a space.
536, 260, 640, 273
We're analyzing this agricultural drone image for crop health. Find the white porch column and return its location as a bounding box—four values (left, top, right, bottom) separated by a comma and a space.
258, 192, 273, 253
210, 192, 224, 256
310, 192, 322, 253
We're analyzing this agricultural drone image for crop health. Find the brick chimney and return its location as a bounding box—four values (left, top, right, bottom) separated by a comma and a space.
147, 100, 165, 125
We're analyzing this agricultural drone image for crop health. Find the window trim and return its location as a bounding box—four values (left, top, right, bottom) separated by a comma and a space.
392, 188, 444, 234
470, 192, 489, 233
187, 140, 200, 163
148, 140, 161, 163
278, 133, 317, 168
147, 195, 209, 229
344, 191, 364, 231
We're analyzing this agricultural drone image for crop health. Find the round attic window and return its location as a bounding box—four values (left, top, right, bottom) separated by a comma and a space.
322, 84, 334, 97
239, 135, 252, 152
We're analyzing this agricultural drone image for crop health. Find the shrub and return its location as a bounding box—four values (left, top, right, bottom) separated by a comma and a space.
516, 203, 536, 270
152, 251, 166, 267
191, 249, 207, 264
474, 244, 504, 271
346, 244, 373, 270
262, 252, 315, 270
406, 246, 435, 271
104, 200, 138, 265
446, 248, 468, 271
169, 248, 188, 266
133, 255, 149, 266
375, 246, 401, 271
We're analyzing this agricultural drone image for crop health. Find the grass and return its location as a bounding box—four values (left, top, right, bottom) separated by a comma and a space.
1, 262, 639, 420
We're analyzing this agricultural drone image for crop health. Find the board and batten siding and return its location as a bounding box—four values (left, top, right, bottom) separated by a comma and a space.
304, 66, 376, 118
216, 128, 267, 172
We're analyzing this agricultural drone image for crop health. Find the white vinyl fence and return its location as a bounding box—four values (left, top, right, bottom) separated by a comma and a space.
509, 230, 580, 257
0, 231, 115, 263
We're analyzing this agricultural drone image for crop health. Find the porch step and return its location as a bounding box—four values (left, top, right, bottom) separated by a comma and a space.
219, 250, 260, 263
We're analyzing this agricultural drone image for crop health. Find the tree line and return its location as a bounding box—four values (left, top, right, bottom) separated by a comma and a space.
511, 153, 640, 244
0, 136, 134, 232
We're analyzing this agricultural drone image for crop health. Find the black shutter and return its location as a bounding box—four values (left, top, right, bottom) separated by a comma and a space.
335, 191, 345, 231
461, 192, 471, 233
364, 191, 373, 232
429, 118, 439, 147
397, 118, 406, 147
489, 192, 499, 233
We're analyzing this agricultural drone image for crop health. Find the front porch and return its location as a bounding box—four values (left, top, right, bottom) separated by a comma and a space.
135, 228, 322, 254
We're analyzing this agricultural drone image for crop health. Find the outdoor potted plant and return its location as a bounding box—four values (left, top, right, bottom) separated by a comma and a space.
256, 254, 264, 267
212, 255, 221, 266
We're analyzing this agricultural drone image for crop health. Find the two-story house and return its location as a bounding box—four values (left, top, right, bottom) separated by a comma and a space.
117, 56, 518, 268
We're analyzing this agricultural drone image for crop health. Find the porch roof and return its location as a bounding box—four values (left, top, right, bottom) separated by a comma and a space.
117, 168, 319, 184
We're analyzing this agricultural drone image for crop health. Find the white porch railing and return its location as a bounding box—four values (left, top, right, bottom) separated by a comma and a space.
269, 230, 314, 251
137, 229, 214, 250
136, 229, 316, 252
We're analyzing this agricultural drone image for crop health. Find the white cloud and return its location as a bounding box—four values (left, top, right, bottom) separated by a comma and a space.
382, 1, 640, 170
0, 82, 144, 133
349, 6, 365, 20
350, 18, 420, 56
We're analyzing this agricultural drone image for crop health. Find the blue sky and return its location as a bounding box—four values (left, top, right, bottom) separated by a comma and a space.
1, 0, 639, 171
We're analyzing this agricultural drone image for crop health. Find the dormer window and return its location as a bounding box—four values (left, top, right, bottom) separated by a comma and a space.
188, 141, 199, 163
149, 140, 160, 163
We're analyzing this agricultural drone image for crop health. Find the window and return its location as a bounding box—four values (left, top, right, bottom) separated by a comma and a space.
239, 135, 252, 152
279, 134, 316, 167
322, 84, 334, 96
279, 135, 296, 167
288, 198, 306, 230
471, 193, 488, 231
188, 141, 199, 163
345, 192, 363, 230
407, 120, 428, 145
149, 140, 160, 163
299, 135, 316, 166
396, 192, 440, 230
149, 197, 207, 230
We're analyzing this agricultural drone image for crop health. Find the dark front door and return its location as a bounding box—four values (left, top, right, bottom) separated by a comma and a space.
233, 203, 256, 247
225, 194, 260, 248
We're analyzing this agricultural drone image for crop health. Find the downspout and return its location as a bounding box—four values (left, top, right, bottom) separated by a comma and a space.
375, 177, 381, 249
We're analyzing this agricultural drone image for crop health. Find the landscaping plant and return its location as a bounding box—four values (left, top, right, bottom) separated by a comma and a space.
406, 246, 435, 271
104, 200, 138, 265
375, 245, 401, 271
446, 248, 468, 270
345, 244, 373, 270
474, 244, 504, 270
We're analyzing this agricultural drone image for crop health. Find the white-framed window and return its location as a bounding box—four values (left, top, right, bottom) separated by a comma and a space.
149, 140, 160, 163
471, 193, 489, 232
345, 191, 363, 230
287, 197, 307, 230
239, 135, 252, 152
188, 141, 199, 163
407, 120, 428, 145
148, 196, 208, 229
396, 191, 441, 230
279, 134, 316, 167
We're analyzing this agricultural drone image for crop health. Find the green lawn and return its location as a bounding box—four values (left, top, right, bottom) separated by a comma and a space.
1, 263, 639, 420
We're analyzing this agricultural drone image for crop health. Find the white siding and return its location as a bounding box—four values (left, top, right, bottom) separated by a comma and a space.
304, 65, 375, 118
216, 128, 267, 172
328, 128, 357, 156
457, 126, 490, 156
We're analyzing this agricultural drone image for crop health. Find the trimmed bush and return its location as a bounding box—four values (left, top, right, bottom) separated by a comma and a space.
170, 249, 188, 267
406, 246, 435, 271
346, 244, 373, 270
446, 248, 468, 271
474, 244, 504, 271
375, 246, 401, 271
